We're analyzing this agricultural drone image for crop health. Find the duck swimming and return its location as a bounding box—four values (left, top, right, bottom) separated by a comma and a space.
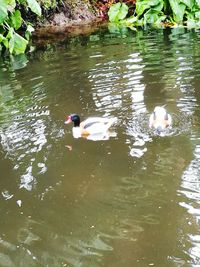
65, 114, 117, 138
149, 106, 172, 134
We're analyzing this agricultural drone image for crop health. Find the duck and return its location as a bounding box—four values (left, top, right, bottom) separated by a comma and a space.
149, 106, 172, 134
65, 114, 117, 138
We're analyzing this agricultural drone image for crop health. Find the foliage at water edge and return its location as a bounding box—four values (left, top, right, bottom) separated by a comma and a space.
107, 0, 200, 29
0, 0, 43, 55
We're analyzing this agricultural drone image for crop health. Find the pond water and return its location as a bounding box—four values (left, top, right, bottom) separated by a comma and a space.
1, 27, 200, 267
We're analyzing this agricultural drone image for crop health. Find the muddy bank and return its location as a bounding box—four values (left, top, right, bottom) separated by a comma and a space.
32, 0, 105, 41
33, 20, 106, 46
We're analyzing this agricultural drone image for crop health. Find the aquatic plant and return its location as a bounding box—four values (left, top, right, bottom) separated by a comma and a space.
0, 0, 41, 55
108, 0, 200, 28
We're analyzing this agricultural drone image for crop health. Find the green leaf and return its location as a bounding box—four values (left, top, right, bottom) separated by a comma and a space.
0, 30, 8, 48
169, 0, 186, 22
27, 0, 41, 16
25, 24, 34, 40
0, 0, 8, 24
144, 9, 166, 25
3, 37, 9, 48
10, 10, 22, 30
136, 0, 160, 16
195, 10, 200, 18
195, 0, 200, 8
144, 11, 157, 24
108, 3, 121, 22
9, 31, 28, 54
10, 54, 29, 70
153, 1, 164, 12
7, 0, 16, 5
186, 10, 195, 19
13, 33, 28, 54
7, 0, 16, 12
136, 2, 150, 16
0, 33, 5, 42
180, 0, 194, 9
187, 17, 196, 26
108, 3, 128, 22
117, 3, 129, 20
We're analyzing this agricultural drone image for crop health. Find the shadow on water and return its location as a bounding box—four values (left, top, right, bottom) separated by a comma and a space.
1, 27, 200, 266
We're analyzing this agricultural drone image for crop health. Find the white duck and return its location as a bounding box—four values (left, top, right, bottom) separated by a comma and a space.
65, 114, 117, 138
149, 106, 172, 133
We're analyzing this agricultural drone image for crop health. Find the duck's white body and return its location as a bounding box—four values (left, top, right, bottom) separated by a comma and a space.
72, 117, 117, 138
65, 114, 117, 139
149, 106, 172, 132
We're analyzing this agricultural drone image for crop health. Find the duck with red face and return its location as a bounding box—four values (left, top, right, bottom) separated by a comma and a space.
65, 114, 117, 138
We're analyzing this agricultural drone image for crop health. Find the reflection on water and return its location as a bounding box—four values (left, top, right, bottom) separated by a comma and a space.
1, 28, 200, 266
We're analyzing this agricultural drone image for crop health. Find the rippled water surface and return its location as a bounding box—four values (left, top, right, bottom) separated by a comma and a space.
1, 28, 200, 266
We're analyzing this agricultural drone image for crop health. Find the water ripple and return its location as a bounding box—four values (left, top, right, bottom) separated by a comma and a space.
180, 145, 200, 204
0, 80, 64, 190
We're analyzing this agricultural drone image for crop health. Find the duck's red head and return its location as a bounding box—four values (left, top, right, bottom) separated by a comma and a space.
65, 115, 72, 124
65, 114, 80, 126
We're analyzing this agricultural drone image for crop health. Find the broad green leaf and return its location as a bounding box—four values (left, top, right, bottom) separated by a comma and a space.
180, 0, 194, 9
169, 0, 186, 22
144, 11, 158, 24
136, 2, 150, 16
195, 0, 200, 7
117, 3, 129, 20
9, 31, 28, 54
154, 1, 164, 12
13, 32, 28, 54
27, 0, 41, 16
0, 0, 8, 24
136, 0, 160, 16
108, 3, 128, 22
108, 3, 121, 22
144, 9, 166, 25
10, 10, 22, 30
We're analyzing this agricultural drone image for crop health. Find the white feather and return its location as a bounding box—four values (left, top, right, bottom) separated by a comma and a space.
73, 117, 117, 137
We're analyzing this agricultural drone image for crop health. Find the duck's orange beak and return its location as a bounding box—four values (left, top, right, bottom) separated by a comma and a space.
64, 116, 72, 124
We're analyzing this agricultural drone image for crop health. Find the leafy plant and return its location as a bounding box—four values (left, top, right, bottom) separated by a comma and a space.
108, 0, 200, 28
0, 0, 41, 55
108, 2, 129, 22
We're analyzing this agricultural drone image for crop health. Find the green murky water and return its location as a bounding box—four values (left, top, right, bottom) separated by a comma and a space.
1, 27, 200, 266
